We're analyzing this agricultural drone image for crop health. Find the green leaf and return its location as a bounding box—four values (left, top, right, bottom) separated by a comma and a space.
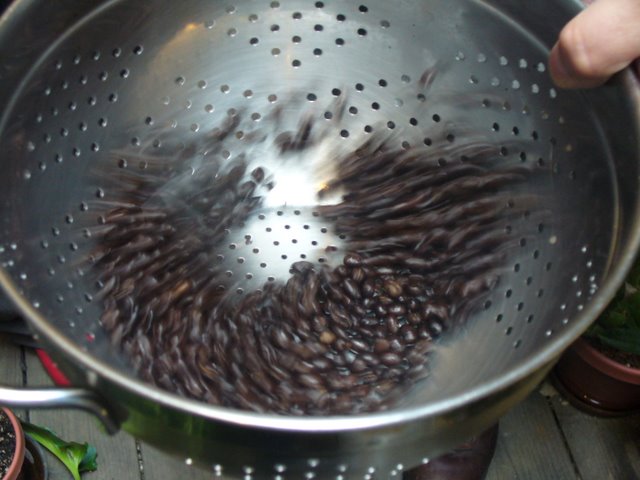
21, 421, 98, 480
627, 292, 640, 315
596, 328, 640, 356
627, 262, 640, 288
605, 310, 628, 328
80, 444, 98, 473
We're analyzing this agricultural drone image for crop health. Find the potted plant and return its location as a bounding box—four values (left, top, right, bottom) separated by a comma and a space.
0, 407, 25, 480
553, 261, 640, 416
0, 404, 96, 480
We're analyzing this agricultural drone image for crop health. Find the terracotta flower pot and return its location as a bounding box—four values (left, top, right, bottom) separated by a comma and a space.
553, 337, 640, 416
1, 407, 25, 480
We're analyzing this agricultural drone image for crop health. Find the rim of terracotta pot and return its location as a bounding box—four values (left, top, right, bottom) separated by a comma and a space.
574, 337, 640, 385
1, 407, 25, 480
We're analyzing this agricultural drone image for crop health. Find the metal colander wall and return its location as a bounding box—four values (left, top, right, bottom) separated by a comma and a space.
0, 0, 638, 478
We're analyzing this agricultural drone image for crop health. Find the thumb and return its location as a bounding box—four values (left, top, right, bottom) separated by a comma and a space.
549, 0, 640, 89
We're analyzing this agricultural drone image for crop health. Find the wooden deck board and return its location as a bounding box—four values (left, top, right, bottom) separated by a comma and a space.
0, 338, 26, 420
24, 349, 141, 480
0, 339, 22, 386
485, 390, 578, 480
140, 443, 216, 480
550, 395, 640, 480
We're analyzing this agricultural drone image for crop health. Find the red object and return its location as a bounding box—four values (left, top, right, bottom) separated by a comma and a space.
553, 337, 640, 416
35, 349, 71, 387
2, 407, 25, 480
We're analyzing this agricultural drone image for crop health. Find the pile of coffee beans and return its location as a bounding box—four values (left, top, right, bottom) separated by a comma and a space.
89, 106, 525, 415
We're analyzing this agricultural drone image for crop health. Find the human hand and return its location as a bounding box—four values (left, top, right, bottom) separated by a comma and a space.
549, 0, 640, 88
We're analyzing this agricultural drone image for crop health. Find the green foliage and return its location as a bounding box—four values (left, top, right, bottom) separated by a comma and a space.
586, 260, 640, 355
21, 421, 98, 480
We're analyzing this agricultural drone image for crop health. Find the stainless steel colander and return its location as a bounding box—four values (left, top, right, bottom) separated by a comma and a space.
1, 0, 640, 478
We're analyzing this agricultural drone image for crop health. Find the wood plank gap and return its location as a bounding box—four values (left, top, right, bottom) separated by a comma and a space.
19, 346, 27, 386
136, 439, 147, 480
547, 395, 584, 480
19, 346, 30, 423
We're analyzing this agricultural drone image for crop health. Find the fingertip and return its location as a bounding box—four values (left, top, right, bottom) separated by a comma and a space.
548, 43, 573, 89
549, 42, 608, 89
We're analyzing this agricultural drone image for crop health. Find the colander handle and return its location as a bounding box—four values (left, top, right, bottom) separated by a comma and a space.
0, 307, 119, 433
0, 384, 119, 434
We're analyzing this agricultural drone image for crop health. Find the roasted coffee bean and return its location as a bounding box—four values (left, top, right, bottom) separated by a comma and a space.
251, 167, 265, 182
313, 316, 329, 333
389, 304, 406, 316
298, 373, 325, 390
350, 338, 369, 353
380, 352, 402, 367
333, 394, 355, 413
362, 280, 376, 298
386, 316, 400, 334
332, 325, 349, 341
335, 265, 349, 278
360, 315, 379, 327
351, 358, 368, 373
358, 371, 378, 384
272, 328, 291, 349
327, 373, 358, 390
378, 295, 393, 306
290, 343, 318, 360
359, 327, 377, 338
352, 304, 367, 318
418, 326, 432, 340
237, 180, 256, 199
361, 353, 380, 366
385, 367, 406, 379
101, 307, 120, 330
374, 325, 388, 339
351, 267, 366, 283
458, 274, 499, 298
374, 379, 398, 396
306, 341, 329, 356
351, 384, 372, 398
334, 339, 348, 351
408, 363, 430, 381
95, 275, 117, 300
328, 287, 352, 309
291, 261, 315, 275
400, 325, 417, 344
251, 370, 276, 395
362, 297, 376, 309
325, 352, 345, 368
389, 338, 404, 353
429, 320, 444, 336
327, 299, 352, 325
343, 253, 363, 267
312, 357, 332, 371
374, 339, 390, 353
423, 303, 449, 321
331, 312, 351, 329
414, 339, 433, 355
407, 298, 419, 311
342, 278, 361, 299
406, 285, 424, 297
407, 350, 425, 366
384, 280, 403, 298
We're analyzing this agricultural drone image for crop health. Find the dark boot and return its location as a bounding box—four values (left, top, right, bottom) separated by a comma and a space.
403, 424, 499, 480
